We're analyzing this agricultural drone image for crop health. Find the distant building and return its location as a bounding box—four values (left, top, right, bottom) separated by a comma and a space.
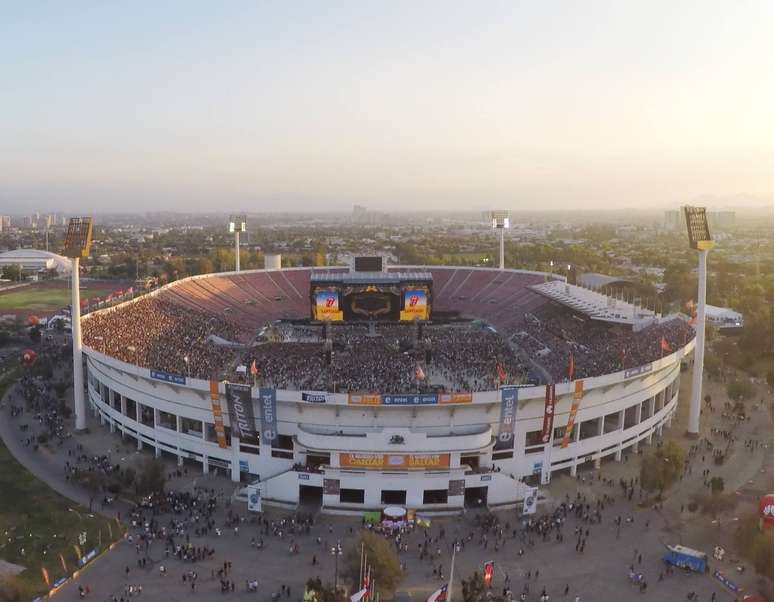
0, 216, 10, 233
0, 249, 72, 276
705, 304, 743, 334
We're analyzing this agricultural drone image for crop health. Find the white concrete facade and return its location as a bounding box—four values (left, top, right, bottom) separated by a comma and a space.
84, 336, 692, 512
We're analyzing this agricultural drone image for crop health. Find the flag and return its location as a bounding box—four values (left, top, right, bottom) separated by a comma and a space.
568, 353, 575, 381
351, 589, 368, 602
250, 359, 258, 376
496, 363, 506, 383
427, 584, 448, 602
660, 336, 670, 353
415, 365, 425, 381
483, 561, 495, 587
41, 567, 50, 587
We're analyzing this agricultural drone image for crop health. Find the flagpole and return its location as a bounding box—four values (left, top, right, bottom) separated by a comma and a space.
447, 543, 457, 602
359, 543, 364, 594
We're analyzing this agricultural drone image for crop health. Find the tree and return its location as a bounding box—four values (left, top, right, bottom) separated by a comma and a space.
74, 471, 106, 512
727, 378, 753, 401
0, 265, 23, 282
344, 532, 402, 595
135, 458, 166, 496
304, 578, 347, 602
462, 571, 506, 602
640, 441, 685, 498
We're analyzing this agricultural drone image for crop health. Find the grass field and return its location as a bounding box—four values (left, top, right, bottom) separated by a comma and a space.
0, 369, 121, 598
0, 286, 115, 312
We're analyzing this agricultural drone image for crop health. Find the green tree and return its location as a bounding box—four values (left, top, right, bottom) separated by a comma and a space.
640, 441, 685, 498
135, 458, 166, 496
462, 571, 505, 602
344, 532, 402, 595
0, 265, 23, 282
304, 578, 347, 602
74, 471, 106, 512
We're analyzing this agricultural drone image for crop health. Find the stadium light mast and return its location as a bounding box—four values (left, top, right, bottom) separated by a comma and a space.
489, 210, 510, 270
683, 206, 714, 437
228, 214, 247, 272
63, 217, 94, 432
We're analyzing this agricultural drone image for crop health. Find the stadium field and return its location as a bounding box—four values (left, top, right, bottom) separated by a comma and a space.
0, 286, 115, 312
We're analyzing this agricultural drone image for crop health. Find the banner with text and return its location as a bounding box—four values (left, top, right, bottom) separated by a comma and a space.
348, 393, 382, 405
209, 380, 227, 449
561, 380, 584, 448
258, 388, 278, 449
225, 383, 259, 446
438, 392, 473, 404
494, 386, 518, 451
540, 384, 556, 444
339, 453, 450, 470
247, 484, 262, 512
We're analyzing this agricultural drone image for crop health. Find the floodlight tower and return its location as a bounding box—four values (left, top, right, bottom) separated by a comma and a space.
228, 214, 247, 272
63, 217, 94, 431
683, 206, 714, 437
489, 210, 510, 270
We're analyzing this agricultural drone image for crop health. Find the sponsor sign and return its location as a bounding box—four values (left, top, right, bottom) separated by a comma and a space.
382, 393, 438, 405
239, 459, 249, 473
314, 290, 343, 321
540, 384, 556, 444
258, 388, 278, 448
225, 383, 259, 446
348, 393, 382, 405
298, 473, 310, 480
247, 484, 262, 512
301, 391, 328, 403
150, 369, 186, 385
480, 474, 492, 482
323, 478, 340, 495
494, 386, 518, 451
438, 392, 473, 404
561, 380, 584, 448
209, 380, 228, 449
78, 548, 98, 567
522, 486, 538, 515
399, 288, 428, 321
624, 363, 653, 379
713, 569, 741, 593
53, 577, 68, 588
339, 453, 450, 470
532, 461, 543, 475
448, 479, 465, 497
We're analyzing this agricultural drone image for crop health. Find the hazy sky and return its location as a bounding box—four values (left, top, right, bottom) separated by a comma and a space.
2, 1, 774, 213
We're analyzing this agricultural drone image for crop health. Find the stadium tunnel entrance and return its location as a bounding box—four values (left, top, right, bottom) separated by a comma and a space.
464, 486, 488, 508
299, 484, 323, 508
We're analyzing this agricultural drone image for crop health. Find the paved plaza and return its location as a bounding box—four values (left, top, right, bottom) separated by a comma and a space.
1, 355, 772, 602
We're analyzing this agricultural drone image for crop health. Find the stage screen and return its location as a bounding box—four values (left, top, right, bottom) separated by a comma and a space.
342, 285, 401, 321
400, 288, 428, 321
312, 288, 343, 321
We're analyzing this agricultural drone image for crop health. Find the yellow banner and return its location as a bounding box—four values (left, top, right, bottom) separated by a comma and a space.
339, 453, 450, 470
561, 380, 584, 448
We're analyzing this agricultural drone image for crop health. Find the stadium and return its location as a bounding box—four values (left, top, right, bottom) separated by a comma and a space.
81, 259, 695, 513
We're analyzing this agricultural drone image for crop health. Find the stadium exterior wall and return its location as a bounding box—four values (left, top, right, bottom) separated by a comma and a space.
83, 332, 693, 513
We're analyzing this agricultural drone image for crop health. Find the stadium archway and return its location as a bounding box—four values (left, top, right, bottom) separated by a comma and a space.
299, 484, 323, 508
464, 486, 488, 508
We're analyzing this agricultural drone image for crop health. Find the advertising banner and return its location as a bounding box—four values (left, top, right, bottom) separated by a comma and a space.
150, 369, 186, 385
494, 386, 518, 451
348, 393, 382, 405
301, 391, 328, 403
258, 388, 278, 448
438, 392, 473, 404
624, 363, 653, 379
339, 453, 450, 470
225, 383, 259, 446
382, 393, 438, 405
314, 290, 343, 321
247, 484, 262, 512
399, 289, 428, 321
522, 486, 538, 515
561, 380, 584, 448
209, 380, 227, 449
540, 384, 556, 444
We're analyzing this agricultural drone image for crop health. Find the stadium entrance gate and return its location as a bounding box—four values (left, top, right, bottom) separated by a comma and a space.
464, 486, 488, 508
299, 484, 323, 509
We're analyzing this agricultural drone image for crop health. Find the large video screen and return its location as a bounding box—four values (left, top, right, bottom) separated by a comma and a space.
312, 288, 343, 321
342, 285, 401, 321
400, 288, 429, 321
354, 256, 383, 272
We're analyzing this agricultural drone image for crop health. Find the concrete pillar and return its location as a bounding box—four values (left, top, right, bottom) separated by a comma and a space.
615, 409, 625, 461
570, 422, 581, 476
594, 417, 604, 469
231, 436, 241, 482
71, 257, 86, 431
136, 402, 142, 450
176, 415, 184, 466
202, 456, 209, 474
633, 403, 643, 453
120, 396, 127, 439
688, 248, 708, 436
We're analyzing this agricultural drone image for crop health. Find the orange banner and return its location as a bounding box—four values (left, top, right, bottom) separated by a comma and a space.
561, 380, 584, 448
209, 380, 228, 449
348, 393, 382, 405
340, 453, 450, 470
438, 392, 473, 404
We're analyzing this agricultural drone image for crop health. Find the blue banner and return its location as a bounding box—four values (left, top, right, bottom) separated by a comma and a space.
624, 363, 653, 379
150, 369, 186, 385
382, 393, 438, 405
258, 388, 278, 448
494, 386, 518, 450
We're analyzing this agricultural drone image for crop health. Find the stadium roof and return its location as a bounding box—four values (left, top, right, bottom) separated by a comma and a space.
577, 272, 632, 290
0, 249, 72, 274
310, 271, 432, 285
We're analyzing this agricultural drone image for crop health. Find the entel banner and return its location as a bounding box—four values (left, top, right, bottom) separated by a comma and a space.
382, 393, 438, 405
208, 380, 228, 449
258, 388, 278, 449
349, 392, 473, 406
494, 386, 518, 451
150, 369, 186, 385
339, 452, 450, 470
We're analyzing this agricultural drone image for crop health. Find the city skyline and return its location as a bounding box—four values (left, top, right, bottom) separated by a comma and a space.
3, 1, 774, 213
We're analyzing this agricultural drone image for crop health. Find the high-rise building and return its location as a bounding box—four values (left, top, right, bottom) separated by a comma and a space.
0, 216, 10, 233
